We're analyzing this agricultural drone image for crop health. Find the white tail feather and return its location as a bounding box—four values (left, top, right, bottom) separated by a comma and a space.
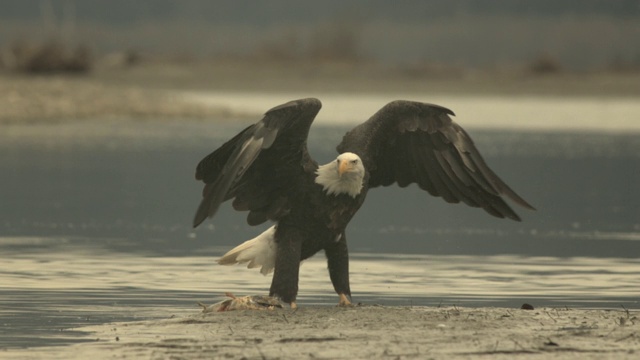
218, 225, 276, 275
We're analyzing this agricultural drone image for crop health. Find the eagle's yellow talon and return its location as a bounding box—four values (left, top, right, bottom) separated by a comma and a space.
338, 293, 352, 306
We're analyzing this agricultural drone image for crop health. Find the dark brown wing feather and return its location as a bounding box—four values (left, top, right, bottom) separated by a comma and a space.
337, 100, 534, 221
193, 98, 321, 228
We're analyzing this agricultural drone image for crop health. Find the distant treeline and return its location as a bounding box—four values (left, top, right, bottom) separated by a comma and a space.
1, 0, 639, 73
1, 0, 638, 23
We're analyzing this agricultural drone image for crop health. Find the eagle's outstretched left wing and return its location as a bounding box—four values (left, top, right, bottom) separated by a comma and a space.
337, 100, 534, 221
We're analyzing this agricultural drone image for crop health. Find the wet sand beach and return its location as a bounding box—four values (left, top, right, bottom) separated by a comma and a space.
4, 304, 639, 359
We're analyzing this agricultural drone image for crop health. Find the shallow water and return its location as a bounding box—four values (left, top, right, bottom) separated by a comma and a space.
2, 249, 638, 348
1, 95, 639, 348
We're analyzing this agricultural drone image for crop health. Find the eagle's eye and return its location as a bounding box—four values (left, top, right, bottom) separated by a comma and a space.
350, 159, 358, 164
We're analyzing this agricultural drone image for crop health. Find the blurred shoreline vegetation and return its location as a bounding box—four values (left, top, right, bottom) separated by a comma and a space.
6, 39, 92, 74
0, 0, 639, 84
1, 0, 91, 74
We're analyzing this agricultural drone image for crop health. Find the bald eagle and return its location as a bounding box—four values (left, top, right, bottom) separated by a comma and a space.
193, 98, 534, 308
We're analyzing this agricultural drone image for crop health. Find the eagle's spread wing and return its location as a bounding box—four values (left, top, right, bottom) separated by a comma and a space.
337, 100, 534, 221
193, 98, 321, 228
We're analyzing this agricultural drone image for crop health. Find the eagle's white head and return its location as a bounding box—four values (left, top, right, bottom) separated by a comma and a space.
315, 152, 365, 198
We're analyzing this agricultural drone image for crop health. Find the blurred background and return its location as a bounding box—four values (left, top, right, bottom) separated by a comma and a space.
1, 0, 640, 349
1, 1, 639, 80
1, 0, 639, 122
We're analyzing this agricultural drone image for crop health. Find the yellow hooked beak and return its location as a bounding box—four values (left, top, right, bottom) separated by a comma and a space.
338, 160, 349, 177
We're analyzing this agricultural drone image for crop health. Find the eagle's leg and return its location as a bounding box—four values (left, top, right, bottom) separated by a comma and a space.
269, 226, 302, 307
325, 232, 352, 306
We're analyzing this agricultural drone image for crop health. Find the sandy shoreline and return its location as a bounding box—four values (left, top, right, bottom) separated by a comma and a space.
2, 63, 640, 124
4, 304, 638, 359
0, 73, 229, 124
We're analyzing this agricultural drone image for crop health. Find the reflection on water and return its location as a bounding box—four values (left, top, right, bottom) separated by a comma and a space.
1, 96, 640, 348
1, 244, 638, 348
2, 120, 639, 258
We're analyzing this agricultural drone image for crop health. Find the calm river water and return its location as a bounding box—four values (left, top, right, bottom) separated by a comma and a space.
1, 93, 639, 348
